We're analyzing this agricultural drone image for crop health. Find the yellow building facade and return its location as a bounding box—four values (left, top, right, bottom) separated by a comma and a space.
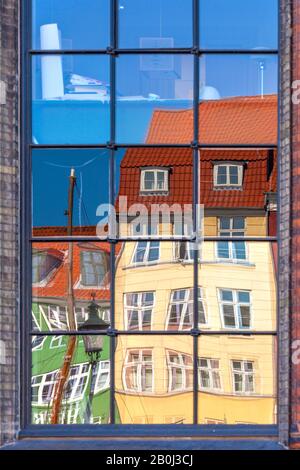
114, 215, 277, 425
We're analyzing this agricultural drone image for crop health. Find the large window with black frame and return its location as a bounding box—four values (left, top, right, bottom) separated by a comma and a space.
26, 0, 278, 427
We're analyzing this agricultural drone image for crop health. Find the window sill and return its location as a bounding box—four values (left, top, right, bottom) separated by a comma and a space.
1, 436, 285, 451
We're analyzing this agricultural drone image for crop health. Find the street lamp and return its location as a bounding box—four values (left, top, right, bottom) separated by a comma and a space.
78, 294, 109, 423
79, 294, 109, 360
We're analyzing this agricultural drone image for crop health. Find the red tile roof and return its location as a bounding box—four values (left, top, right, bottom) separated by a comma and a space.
32, 241, 111, 302
117, 95, 277, 210
117, 148, 277, 210
33, 226, 97, 237
146, 95, 278, 144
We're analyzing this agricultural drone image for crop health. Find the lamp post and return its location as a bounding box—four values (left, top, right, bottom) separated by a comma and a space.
78, 294, 109, 423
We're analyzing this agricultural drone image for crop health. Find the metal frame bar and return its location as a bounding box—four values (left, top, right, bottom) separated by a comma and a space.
21, 0, 281, 436
28, 49, 279, 55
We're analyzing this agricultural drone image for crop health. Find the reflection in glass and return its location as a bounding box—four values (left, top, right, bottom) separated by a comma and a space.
116, 55, 193, 143
32, 0, 110, 50
201, 148, 277, 238
199, 0, 278, 50
31, 242, 111, 332
114, 147, 194, 238
198, 241, 277, 331
115, 242, 195, 331
198, 336, 277, 425
32, 55, 110, 144
118, 0, 192, 48
198, 54, 278, 144
115, 336, 193, 424
32, 149, 109, 232
31, 335, 111, 424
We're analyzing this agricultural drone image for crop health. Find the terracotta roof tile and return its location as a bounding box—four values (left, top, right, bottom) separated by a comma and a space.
146, 95, 277, 144
32, 241, 111, 302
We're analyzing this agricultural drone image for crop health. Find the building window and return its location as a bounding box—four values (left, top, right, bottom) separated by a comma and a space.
31, 371, 58, 405
132, 241, 160, 264
94, 361, 110, 393
167, 351, 193, 392
218, 289, 251, 329
123, 350, 153, 393
32, 336, 46, 351
140, 168, 169, 193
174, 242, 196, 262
167, 288, 207, 330
63, 364, 90, 401
31, 363, 90, 406
198, 359, 221, 392
232, 360, 255, 394
32, 250, 62, 284
124, 292, 155, 330
80, 251, 109, 287
217, 216, 247, 261
50, 335, 64, 349
213, 163, 243, 188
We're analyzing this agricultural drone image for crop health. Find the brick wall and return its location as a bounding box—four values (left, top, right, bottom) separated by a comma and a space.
278, 0, 292, 448
0, 0, 19, 446
291, 0, 300, 441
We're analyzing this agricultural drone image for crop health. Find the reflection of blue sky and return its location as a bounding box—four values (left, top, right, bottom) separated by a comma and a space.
32, 149, 110, 227
31, 1, 278, 224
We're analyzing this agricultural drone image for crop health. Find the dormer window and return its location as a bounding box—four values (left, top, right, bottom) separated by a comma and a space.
32, 250, 62, 284
140, 168, 169, 193
213, 163, 243, 189
80, 250, 109, 288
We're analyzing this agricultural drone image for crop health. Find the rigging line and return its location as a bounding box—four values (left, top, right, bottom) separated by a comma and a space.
75, 184, 91, 228
78, 172, 83, 228
43, 155, 100, 169
74, 180, 92, 227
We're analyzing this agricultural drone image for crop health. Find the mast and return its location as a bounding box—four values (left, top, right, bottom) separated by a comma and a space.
50, 169, 77, 424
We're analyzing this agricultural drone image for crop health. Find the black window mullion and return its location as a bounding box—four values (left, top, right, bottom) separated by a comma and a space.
192, 0, 200, 426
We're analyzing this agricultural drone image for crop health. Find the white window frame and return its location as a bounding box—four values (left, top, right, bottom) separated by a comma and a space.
213, 163, 244, 188
218, 288, 252, 330
216, 216, 247, 262
122, 350, 154, 393
131, 241, 160, 265
174, 241, 195, 262
50, 335, 64, 349
167, 351, 193, 393
124, 291, 155, 330
140, 168, 169, 192
31, 363, 90, 406
79, 250, 109, 289
94, 360, 110, 393
198, 358, 222, 392
47, 304, 68, 330
231, 360, 255, 395
32, 335, 46, 351
166, 287, 207, 330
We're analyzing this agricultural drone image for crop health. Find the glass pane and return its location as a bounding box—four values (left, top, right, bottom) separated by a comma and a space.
115, 336, 193, 424
118, 0, 192, 48
32, 242, 111, 332
31, 335, 111, 424
201, 156, 277, 239
198, 242, 277, 331
198, 336, 277, 424
32, 55, 110, 144
32, 0, 110, 50
199, 0, 278, 50
115, 242, 195, 331
116, 55, 193, 143
114, 147, 194, 238
32, 149, 109, 234
198, 55, 278, 144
